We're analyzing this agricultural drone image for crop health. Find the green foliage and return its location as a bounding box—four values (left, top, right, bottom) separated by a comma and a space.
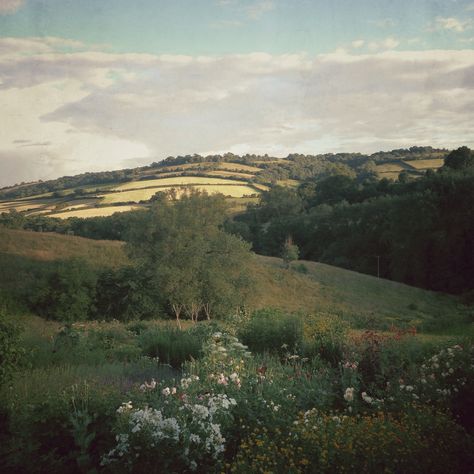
29, 258, 98, 322
237, 160, 474, 294
138, 326, 204, 368
127, 190, 254, 323
232, 408, 473, 474
0, 310, 24, 386
303, 313, 348, 366
281, 236, 299, 269
444, 146, 474, 170
239, 309, 303, 355
94, 266, 159, 321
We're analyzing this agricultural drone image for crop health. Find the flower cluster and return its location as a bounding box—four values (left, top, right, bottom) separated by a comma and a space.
103, 393, 237, 471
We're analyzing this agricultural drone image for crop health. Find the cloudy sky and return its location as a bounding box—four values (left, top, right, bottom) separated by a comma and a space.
1, 0, 473, 187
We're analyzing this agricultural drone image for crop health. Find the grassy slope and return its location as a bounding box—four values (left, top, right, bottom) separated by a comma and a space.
0, 227, 127, 268
0, 227, 467, 331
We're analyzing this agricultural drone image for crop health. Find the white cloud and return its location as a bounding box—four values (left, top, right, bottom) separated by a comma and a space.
0, 0, 24, 15
367, 37, 400, 51
466, 3, 474, 12
1, 36, 474, 186
431, 17, 472, 33
351, 40, 365, 49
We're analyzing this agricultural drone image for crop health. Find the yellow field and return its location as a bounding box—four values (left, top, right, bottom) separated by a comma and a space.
0, 200, 57, 214
112, 176, 246, 192
51, 205, 142, 219
403, 159, 444, 170
375, 163, 405, 173
102, 184, 259, 203
252, 183, 270, 191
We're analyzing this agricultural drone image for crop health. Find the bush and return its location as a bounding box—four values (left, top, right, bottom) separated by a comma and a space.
238, 309, 303, 355
139, 326, 204, 368
303, 313, 348, 366
0, 310, 24, 387
29, 258, 98, 322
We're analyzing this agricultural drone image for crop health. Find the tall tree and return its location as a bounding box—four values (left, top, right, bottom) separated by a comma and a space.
127, 190, 254, 326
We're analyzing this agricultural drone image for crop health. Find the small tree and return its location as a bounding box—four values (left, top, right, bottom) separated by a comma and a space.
282, 236, 299, 269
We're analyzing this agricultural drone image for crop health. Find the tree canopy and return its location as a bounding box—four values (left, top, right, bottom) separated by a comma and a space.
127, 190, 254, 325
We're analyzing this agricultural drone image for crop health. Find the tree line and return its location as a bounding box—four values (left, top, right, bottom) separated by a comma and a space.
229, 147, 474, 295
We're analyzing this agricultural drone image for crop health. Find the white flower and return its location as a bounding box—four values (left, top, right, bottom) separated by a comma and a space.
344, 387, 355, 402
361, 392, 373, 404
117, 401, 133, 413
162, 387, 171, 396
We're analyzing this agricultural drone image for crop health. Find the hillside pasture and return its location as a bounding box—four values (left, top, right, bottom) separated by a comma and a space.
0, 227, 466, 331
403, 158, 444, 170
375, 163, 406, 174
50, 205, 143, 219
111, 176, 247, 192
0, 227, 127, 267
102, 184, 260, 203
0, 199, 61, 215
205, 170, 255, 179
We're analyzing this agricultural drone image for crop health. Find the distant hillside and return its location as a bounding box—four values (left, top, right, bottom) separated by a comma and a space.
0, 147, 447, 220
0, 227, 465, 331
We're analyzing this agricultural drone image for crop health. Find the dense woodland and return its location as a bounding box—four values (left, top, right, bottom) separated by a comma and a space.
231, 146, 474, 294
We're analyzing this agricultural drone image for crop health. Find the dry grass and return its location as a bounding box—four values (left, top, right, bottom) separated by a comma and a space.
375, 163, 405, 174
403, 159, 444, 170
0, 227, 128, 267
0, 200, 57, 213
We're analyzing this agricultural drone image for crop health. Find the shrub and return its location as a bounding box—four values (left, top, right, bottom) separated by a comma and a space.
303, 313, 348, 366
29, 258, 98, 322
139, 326, 203, 368
238, 309, 303, 355
0, 310, 24, 387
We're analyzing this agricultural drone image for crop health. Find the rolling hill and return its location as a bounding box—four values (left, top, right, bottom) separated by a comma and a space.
0, 147, 448, 220
0, 227, 466, 332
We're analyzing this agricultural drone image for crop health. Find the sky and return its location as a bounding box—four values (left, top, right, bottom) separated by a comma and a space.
0, 0, 473, 187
